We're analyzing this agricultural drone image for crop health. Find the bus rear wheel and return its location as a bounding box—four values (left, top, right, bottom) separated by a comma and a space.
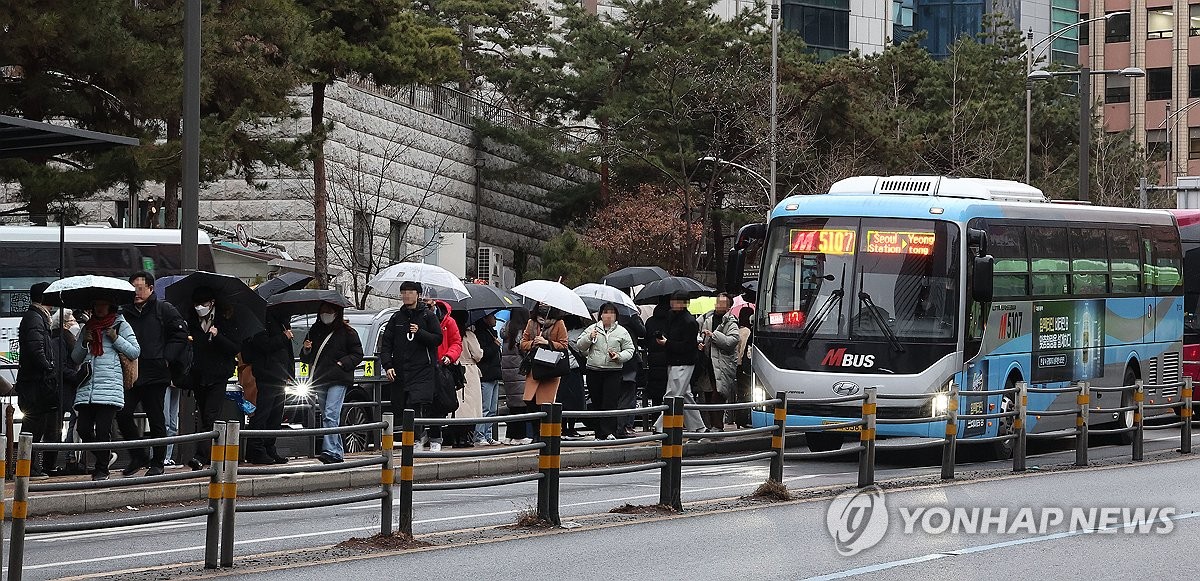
1116, 367, 1138, 445
990, 379, 1017, 460
806, 432, 844, 453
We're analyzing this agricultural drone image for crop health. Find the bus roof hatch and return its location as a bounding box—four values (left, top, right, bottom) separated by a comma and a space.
829, 176, 1048, 203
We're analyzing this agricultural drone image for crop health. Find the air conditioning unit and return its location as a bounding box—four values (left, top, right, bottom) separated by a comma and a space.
477, 246, 503, 285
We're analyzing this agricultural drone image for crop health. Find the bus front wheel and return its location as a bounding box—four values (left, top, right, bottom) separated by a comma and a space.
806, 432, 844, 453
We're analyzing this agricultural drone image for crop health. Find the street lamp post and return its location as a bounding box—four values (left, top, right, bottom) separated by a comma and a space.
1159, 99, 1200, 186
1024, 12, 1127, 184
1029, 66, 1145, 202
769, 0, 779, 209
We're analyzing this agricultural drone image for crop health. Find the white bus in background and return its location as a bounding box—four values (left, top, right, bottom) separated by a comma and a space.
0, 226, 215, 361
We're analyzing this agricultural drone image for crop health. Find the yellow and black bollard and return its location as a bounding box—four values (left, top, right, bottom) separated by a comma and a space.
1182, 376, 1193, 455
219, 421, 240, 567
768, 392, 787, 483
535, 403, 562, 525
204, 422, 226, 569
1075, 381, 1089, 467
381, 412, 395, 535
858, 387, 877, 488
8, 433, 31, 581
1133, 381, 1144, 462
940, 384, 958, 480
1014, 382, 1028, 472
399, 409, 415, 536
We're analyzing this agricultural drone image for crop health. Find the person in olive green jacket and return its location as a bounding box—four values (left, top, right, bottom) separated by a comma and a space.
575, 302, 635, 440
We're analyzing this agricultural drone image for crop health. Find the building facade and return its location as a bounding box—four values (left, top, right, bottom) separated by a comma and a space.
1079, 0, 1200, 183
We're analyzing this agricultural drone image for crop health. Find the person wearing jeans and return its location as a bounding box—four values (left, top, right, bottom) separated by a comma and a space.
300, 302, 363, 464
162, 384, 182, 466
474, 315, 502, 444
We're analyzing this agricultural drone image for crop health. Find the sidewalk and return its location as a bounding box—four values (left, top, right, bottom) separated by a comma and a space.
5, 433, 770, 518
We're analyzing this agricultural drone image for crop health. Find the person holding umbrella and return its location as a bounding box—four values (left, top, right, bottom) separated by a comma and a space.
653, 291, 705, 433
182, 286, 247, 470
15, 282, 61, 478
521, 303, 570, 406
72, 298, 140, 481
241, 312, 295, 464
378, 281, 445, 450
299, 301, 364, 463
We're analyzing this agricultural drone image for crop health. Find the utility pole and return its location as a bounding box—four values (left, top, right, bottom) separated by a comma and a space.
181, 0, 201, 271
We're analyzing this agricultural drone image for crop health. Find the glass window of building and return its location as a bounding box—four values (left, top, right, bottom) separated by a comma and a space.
1191, 128, 1200, 160
1147, 68, 1172, 101
1146, 129, 1168, 161
1148, 8, 1174, 39
781, 0, 850, 60
1105, 11, 1131, 43
1191, 66, 1200, 98
1050, 1, 1079, 64
1079, 13, 1089, 45
1105, 75, 1131, 104
1192, 5, 1200, 36
913, 0, 985, 59
892, 0, 914, 44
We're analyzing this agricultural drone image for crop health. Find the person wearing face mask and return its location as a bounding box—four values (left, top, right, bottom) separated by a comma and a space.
181, 286, 245, 470
576, 303, 635, 440
521, 303, 569, 407
299, 302, 364, 464
653, 291, 705, 433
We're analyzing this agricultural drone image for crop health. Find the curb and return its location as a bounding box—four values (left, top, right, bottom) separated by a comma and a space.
9, 435, 769, 518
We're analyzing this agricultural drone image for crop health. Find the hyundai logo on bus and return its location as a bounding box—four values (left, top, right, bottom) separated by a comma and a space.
831, 381, 861, 396
825, 487, 1178, 556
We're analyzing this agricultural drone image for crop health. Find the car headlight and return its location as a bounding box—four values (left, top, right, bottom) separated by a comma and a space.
286, 379, 313, 398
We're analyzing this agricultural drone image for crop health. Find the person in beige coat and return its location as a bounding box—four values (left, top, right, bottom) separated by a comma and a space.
449, 313, 484, 447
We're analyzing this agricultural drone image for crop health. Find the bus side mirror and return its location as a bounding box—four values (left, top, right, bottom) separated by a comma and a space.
972, 256, 994, 303
968, 228, 988, 257
726, 249, 746, 295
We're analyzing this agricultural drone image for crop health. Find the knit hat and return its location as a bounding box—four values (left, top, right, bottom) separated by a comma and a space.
29, 281, 50, 303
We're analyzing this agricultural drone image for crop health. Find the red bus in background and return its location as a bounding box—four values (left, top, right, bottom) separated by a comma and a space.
1171, 210, 1200, 381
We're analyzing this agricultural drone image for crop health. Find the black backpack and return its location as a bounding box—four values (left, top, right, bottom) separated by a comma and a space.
157, 301, 194, 385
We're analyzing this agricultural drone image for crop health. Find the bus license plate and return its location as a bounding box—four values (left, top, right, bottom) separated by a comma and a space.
821, 420, 861, 433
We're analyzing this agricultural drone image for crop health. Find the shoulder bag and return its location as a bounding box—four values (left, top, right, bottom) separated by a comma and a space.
118, 321, 139, 390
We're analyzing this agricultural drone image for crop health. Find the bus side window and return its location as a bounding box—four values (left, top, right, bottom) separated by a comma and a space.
989, 223, 1029, 299
1070, 228, 1108, 295
1108, 229, 1141, 295
1143, 226, 1183, 296
1028, 226, 1069, 297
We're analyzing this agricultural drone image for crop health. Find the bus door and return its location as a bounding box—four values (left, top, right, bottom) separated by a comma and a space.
1142, 227, 1184, 344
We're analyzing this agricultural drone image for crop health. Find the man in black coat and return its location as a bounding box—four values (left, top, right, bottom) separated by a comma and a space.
242, 312, 295, 464
653, 291, 704, 432
119, 271, 190, 477
182, 286, 245, 470
474, 314, 502, 444
15, 282, 59, 478
616, 311, 646, 436
378, 281, 443, 445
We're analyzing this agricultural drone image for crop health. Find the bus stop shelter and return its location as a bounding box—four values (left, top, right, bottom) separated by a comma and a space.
0, 114, 138, 159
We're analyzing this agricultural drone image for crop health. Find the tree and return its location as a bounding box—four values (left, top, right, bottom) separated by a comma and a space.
526, 229, 608, 287
293, 0, 461, 288
582, 185, 702, 275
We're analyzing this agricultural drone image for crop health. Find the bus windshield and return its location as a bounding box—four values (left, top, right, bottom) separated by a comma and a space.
760, 217, 960, 342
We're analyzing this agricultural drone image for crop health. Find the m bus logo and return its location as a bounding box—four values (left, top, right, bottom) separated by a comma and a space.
822, 348, 876, 368
998, 311, 1024, 340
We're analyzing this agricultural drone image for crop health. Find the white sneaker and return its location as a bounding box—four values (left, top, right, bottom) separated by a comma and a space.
605, 434, 617, 441
518, 438, 533, 445
429, 442, 442, 452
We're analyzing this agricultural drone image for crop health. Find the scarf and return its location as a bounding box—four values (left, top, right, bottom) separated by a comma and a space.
84, 312, 118, 357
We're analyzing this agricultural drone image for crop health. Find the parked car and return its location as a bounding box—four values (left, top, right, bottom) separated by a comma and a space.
285, 309, 397, 453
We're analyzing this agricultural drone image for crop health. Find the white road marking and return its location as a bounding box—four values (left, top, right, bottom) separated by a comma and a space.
800, 511, 1200, 581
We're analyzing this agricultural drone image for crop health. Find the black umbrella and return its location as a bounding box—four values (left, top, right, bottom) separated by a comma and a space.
602, 266, 669, 288
633, 276, 716, 305
165, 271, 267, 323
255, 272, 314, 299
447, 284, 522, 313
266, 289, 354, 319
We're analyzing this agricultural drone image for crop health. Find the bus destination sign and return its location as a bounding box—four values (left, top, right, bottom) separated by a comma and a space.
789, 229, 855, 255
864, 230, 935, 255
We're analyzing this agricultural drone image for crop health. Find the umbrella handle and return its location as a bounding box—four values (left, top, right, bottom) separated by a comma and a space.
407, 332, 415, 342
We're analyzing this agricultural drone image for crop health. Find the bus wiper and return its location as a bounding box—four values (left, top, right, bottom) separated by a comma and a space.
795, 289, 843, 349
858, 291, 906, 353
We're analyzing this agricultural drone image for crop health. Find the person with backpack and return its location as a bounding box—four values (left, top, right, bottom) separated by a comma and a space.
299, 301, 364, 464
181, 286, 245, 470
118, 272, 189, 477
241, 312, 295, 464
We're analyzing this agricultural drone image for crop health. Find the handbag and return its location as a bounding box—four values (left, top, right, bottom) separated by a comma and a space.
119, 352, 139, 390
531, 346, 570, 380
434, 364, 461, 415
236, 353, 258, 406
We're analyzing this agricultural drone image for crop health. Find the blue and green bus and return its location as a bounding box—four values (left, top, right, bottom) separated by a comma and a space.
728, 175, 1183, 456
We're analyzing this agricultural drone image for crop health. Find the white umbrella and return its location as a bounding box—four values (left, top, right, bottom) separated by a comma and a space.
512, 280, 593, 319
42, 275, 136, 308
368, 262, 470, 301
573, 283, 639, 316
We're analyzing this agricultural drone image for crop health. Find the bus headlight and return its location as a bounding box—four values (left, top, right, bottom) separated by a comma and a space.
932, 393, 949, 417
752, 374, 766, 403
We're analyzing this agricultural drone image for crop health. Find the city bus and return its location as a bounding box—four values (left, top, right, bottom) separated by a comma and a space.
728, 175, 1183, 457
1170, 209, 1200, 384
0, 225, 215, 361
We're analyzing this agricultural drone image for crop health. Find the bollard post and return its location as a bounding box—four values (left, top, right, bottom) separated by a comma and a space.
399, 409, 415, 536
1133, 381, 1144, 462
658, 399, 673, 507
1014, 382, 1028, 472
0, 432, 6, 572
768, 393, 787, 483
204, 422, 226, 569
858, 387, 877, 488
381, 412, 395, 535
542, 404, 562, 525
1183, 376, 1194, 455
1075, 381, 1089, 467
941, 384, 958, 480
8, 434, 31, 581
219, 421, 240, 568
658, 397, 684, 511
